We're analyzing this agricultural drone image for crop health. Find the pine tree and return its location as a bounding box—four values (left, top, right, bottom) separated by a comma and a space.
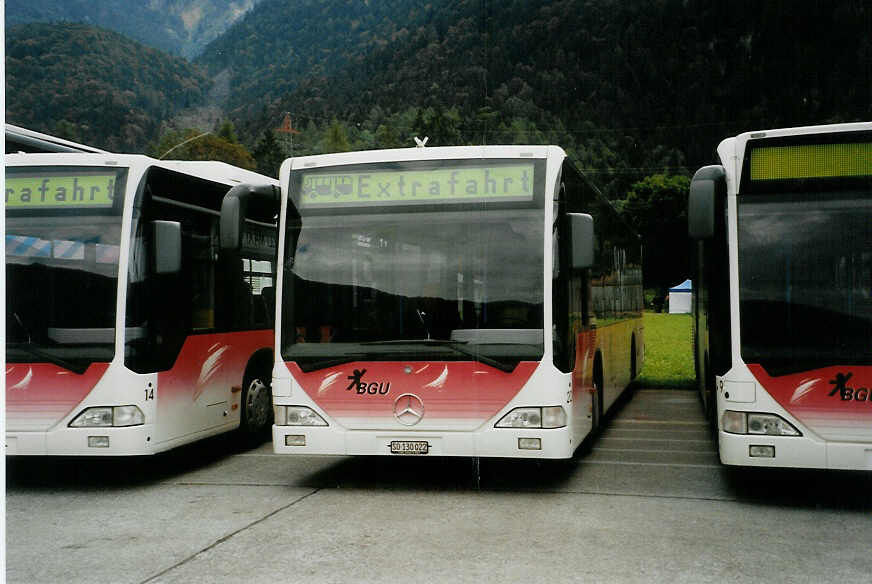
253, 129, 286, 178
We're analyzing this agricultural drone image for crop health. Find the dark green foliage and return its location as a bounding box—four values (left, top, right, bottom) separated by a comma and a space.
217, 120, 239, 144
5, 23, 210, 152
252, 129, 286, 178
9, 2, 872, 291
5, 0, 263, 58
149, 128, 256, 169
206, 0, 870, 193
324, 119, 351, 153
200, 0, 871, 284
618, 174, 692, 289
196, 0, 438, 117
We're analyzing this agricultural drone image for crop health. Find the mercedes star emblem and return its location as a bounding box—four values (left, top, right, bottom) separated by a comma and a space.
393, 393, 425, 426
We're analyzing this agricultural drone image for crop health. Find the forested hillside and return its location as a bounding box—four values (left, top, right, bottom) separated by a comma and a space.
5, 0, 262, 58
191, 0, 872, 288
10, 1, 869, 178
207, 0, 871, 196
197, 0, 437, 116
6, 23, 210, 152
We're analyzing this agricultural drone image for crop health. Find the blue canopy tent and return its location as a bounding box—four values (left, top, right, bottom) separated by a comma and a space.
668, 279, 692, 313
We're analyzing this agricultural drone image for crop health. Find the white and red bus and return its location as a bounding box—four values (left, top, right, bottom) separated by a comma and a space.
5, 152, 278, 455
690, 122, 872, 469
221, 145, 643, 458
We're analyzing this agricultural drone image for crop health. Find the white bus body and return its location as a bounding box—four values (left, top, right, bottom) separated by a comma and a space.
257, 145, 643, 459
691, 122, 872, 469
6, 153, 278, 455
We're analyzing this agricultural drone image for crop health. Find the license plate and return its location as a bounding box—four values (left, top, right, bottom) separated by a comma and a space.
390, 440, 429, 455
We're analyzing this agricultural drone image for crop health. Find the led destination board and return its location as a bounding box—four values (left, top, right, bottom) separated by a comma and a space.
750, 142, 872, 181
5, 173, 118, 209
299, 163, 535, 208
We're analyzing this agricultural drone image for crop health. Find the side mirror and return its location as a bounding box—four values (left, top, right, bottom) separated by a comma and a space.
151, 220, 181, 274
688, 165, 726, 240
568, 213, 594, 270
220, 183, 278, 251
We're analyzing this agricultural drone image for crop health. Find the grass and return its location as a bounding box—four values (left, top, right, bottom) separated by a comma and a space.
633, 311, 695, 389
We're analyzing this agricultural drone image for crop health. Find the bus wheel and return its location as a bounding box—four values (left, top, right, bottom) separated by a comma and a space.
241, 373, 272, 438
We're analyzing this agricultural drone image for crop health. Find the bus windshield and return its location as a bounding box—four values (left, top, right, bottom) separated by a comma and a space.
5, 166, 126, 373
738, 192, 872, 375
282, 206, 545, 372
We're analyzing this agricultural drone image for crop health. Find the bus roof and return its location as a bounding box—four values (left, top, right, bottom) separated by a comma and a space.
723, 121, 872, 153
5, 151, 278, 188
5, 124, 107, 154
717, 122, 872, 187
280, 145, 567, 174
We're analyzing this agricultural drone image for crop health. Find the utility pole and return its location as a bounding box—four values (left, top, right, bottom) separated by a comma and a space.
275, 113, 300, 157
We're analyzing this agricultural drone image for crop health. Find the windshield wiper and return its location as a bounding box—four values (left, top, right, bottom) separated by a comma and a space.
362, 339, 517, 373
416, 308, 431, 340
13, 312, 31, 343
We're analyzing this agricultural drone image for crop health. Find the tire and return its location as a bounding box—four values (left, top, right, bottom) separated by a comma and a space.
240, 372, 272, 439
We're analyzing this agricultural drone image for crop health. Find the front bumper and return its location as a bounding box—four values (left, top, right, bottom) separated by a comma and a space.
273, 424, 574, 459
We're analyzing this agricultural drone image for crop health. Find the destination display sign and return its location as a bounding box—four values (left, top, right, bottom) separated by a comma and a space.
241, 224, 278, 255
5, 173, 118, 209
298, 163, 536, 208
750, 142, 872, 182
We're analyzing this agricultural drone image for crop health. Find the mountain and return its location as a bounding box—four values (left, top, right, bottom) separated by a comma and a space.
7, 0, 870, 193
4, 0, 263, 58
200, 0, 872, 196
196, 0, 439, 120
5, 23, 210, 152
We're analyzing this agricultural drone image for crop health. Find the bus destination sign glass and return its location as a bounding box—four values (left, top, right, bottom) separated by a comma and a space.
750, 142, 872, 182
299, 163, 535, 208
6, 173, 118, 209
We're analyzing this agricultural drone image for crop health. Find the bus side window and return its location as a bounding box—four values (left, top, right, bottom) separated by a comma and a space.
126, 177, 221, 373
243, 257, 275, 328
156, 203, 216, 364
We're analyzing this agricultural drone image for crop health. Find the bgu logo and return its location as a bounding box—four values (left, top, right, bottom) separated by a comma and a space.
346, 368, 391, 395
828, 372, 872, 402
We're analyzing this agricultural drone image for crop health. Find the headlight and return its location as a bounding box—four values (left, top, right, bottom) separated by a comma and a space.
722, 410, 800, 436
747, 413, 801, 436
496, 406, 566, 429
542, 406, 567, 428
722, 410, 747, 434
69, 405, 145, 428
274, 405, 328, 426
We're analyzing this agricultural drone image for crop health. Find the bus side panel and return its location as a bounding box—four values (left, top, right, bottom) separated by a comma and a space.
598, 319, 642, 413
568, 317, 641, 448
154, 329, 272, 444
6, 362, 110, 432
571, 328, 597, 445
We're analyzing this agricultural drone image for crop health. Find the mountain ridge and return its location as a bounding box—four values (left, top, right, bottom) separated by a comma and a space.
5, 22, 210, 152
5, 0, 263, 58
